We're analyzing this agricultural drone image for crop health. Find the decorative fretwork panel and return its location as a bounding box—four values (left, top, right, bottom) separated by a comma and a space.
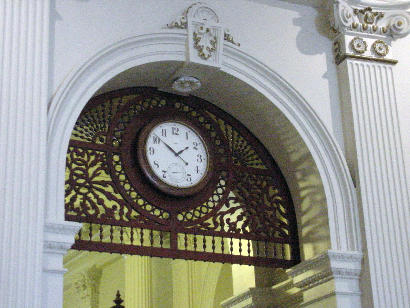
66, 87, 300, 268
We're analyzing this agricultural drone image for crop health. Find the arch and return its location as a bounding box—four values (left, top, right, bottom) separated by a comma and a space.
47, 31, 361, 254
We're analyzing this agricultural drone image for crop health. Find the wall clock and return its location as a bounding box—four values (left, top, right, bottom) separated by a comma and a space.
137, 117, 213, 196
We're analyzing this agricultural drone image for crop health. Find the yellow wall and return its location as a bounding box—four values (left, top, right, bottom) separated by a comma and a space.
64, 251, 240, 308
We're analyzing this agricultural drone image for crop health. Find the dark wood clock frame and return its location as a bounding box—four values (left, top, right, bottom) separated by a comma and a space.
137, 114, 215, 197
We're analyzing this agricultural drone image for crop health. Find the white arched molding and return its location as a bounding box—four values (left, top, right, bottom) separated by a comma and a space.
46, 32, 361, 306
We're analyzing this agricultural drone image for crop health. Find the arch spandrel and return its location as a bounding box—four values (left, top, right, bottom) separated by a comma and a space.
47, 32, 360, 262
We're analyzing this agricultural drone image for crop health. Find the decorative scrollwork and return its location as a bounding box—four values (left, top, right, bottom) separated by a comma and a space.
66, 87, 299, 268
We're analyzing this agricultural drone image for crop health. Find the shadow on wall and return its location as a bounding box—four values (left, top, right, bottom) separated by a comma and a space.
293, 7, 345, 149
193, 69, 332, 262
270, 112, 330, 261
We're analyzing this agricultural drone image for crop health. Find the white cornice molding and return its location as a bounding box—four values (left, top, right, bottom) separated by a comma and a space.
220, 289, 252, 307
348, 0, 410, 11
221, 285, 303, 308
287, 250, 362, 291
43, 221, 81, 254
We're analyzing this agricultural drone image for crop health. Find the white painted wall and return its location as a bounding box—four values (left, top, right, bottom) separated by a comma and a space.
50, 0, 410, 194
51, 0, 342, 146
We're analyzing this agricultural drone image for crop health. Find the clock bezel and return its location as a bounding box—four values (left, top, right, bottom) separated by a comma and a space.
137, 115, 214, 197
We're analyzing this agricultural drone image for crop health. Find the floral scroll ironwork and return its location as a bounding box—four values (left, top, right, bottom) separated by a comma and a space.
65, 87, 300, 268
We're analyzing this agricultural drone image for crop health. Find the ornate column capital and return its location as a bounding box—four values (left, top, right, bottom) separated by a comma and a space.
330, 0, 410, 64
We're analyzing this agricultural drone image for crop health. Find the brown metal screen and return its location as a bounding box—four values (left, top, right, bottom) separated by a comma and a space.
65, 87, 300, 268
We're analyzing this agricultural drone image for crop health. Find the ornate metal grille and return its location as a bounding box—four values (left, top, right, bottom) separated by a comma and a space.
66, 87, 300, 268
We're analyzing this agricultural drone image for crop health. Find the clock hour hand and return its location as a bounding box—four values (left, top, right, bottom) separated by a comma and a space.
176, 146, 189, 156
154, 134, 189, 166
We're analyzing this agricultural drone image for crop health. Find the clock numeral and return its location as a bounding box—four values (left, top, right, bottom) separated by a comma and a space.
153, 136, 160, 144
197, 154, 203, 163
153, 161, 159, 169
186, 174, 192, 183
196, 165, 200, 174
162, 170, 167, 178
185, 132, 189, 140
161, 129, 167, 137
172, 127, 179, 135
149, 147, 155, 155
193, 142, 199, 150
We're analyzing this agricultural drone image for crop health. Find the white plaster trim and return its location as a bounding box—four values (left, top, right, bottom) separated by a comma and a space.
299, 290, 359, 307
43, 221, 81, 253
44, 269, 68, 275
347, 0, 410, 11
287, 250, 362, 292
288, 249, 362, 277
44, 241, 74, 254
47, 32, 360, 255
221, 289, 252, 307
221, 285, 303, 308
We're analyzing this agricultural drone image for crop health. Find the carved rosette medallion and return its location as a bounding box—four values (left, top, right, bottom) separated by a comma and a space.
350, 37, 368, 54
372, 39, 389, 56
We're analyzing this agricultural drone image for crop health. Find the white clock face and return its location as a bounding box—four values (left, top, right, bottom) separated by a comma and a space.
144, 121, 209, 188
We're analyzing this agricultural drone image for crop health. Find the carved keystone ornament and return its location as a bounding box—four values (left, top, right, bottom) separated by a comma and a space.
167, 2, 240, 67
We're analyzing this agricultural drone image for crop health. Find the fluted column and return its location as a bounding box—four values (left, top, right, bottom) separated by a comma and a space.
331, 1, 410, 307
0, 1, 50, 308
339, 58, 410, 307
125, 256, 153, 308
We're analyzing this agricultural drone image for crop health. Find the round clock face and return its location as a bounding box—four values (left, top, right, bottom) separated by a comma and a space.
139, 120, 211, 195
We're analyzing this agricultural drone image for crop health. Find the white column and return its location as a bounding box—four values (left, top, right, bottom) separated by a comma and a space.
331, 1, 410, 307
125, 256, 153, 308
339, 58, 410, 307
0, 1, 50, 308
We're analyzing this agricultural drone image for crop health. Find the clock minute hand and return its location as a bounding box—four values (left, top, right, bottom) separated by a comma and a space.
154, 134, 189, 166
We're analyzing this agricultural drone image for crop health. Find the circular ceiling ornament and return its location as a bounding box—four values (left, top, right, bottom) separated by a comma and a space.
350, 37, 367, 54
172, 76, 201, 93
